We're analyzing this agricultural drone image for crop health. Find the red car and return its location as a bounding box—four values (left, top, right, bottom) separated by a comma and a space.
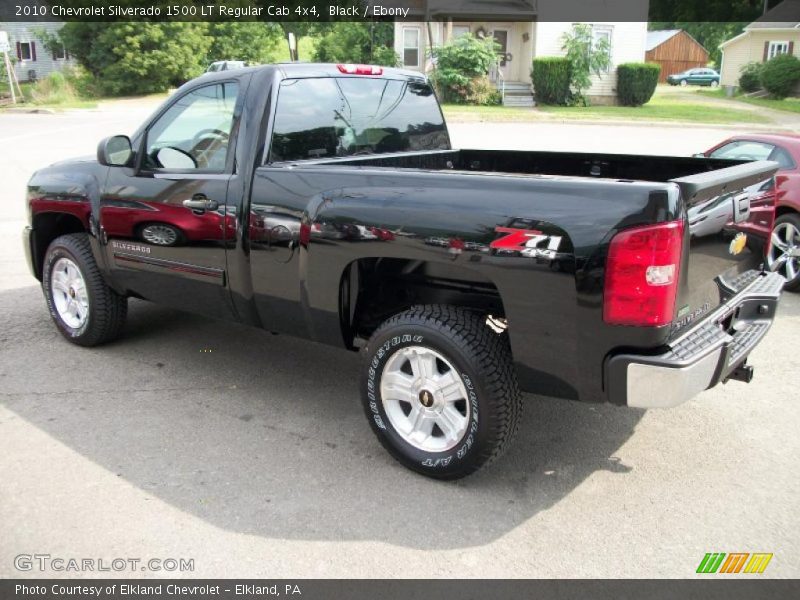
703, 134, 800, 291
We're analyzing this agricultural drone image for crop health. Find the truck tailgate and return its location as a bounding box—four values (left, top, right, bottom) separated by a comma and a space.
670, 160, 779, 336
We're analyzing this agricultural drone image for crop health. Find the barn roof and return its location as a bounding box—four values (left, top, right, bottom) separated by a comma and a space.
646, 30, 682, 51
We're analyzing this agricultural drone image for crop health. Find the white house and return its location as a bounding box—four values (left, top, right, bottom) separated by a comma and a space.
0, 22, 75, 83
391, 1, 648, 105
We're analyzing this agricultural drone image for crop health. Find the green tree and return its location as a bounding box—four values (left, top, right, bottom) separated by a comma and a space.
561, 24, 611, 106
312, 22, 398, 66
207, 22, 284, 65
60, 22, 211, 95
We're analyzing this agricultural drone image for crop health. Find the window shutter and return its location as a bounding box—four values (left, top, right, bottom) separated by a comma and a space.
16, 41, 21, 60
31, 41, 36, 61
764, 41, 770, 61
790, 41, 795, 55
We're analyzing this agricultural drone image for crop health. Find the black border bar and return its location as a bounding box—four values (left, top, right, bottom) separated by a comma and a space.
1, 0, 797, 23
3, 579, 800, 600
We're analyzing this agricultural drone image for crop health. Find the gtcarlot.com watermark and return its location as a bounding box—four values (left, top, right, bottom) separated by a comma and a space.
14, 553, 194, 573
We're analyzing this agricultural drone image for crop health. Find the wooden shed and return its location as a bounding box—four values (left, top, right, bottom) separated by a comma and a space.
645, 30, 710, 83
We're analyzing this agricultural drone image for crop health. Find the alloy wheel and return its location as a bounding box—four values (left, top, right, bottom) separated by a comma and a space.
141, 224, 178, 246
50, 257, 89, 329
380, 346, 470, 452
768, 221, 800, 283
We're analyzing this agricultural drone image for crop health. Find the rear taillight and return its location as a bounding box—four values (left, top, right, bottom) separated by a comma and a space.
603, 220, 684, 327
337, 64, 384, 75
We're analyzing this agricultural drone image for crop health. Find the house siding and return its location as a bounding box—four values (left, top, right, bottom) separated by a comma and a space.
0, 22, 75, 83
393, 20, 646, 99
535, 22, 648, 101
720, 29, 800, 87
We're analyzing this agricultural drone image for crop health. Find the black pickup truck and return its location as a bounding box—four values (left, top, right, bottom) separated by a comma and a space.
24, 63, 784, 479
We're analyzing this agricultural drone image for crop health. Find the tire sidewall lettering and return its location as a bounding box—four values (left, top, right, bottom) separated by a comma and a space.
365, 329, 481, 469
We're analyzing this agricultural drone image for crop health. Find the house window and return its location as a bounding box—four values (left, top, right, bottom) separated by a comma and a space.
452, 25, 470, 39
768, 41, 790, 59
53, 45, 66, 60
403, 28, 420, 67
19, 41, 32, 61
592, 26, 613, 71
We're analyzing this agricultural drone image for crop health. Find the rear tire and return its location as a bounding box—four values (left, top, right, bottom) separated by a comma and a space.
361, 305, 522, 480
42, 233, 128, 346
680, 79, 688, 86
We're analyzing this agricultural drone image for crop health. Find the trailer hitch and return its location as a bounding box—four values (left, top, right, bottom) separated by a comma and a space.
727, 362, 754, 384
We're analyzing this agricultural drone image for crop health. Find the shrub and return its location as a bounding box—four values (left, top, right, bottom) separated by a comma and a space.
29, 71, 79, 105
617, 62, 661, 106
760, 54, 800, 99
738, 62, 764, 93
430, 34, 499, 104
531, 57, 572, 105
464, 75, 501, 105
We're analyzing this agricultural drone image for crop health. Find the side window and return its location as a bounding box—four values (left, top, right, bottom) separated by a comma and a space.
144, 83, 239, 172
769, 146, 796, 170
709, 141, 775, 161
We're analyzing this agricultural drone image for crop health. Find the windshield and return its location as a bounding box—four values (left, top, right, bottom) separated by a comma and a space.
269, 77, 450, 162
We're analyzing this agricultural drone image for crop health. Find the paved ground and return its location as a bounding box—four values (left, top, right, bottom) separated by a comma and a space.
1, 101, 799, 578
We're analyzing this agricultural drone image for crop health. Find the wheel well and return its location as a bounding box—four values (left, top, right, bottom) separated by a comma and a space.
31, 212, 87, 280
340, 258, 506, 347
775, 206, 799, 220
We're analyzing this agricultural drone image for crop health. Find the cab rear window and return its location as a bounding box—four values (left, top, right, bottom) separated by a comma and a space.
269, 77, 449, 162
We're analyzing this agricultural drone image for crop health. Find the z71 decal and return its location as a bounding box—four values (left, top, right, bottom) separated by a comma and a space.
490, 226, 563, 259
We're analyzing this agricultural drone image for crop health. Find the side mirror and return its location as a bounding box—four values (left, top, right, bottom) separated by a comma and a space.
98, 135, 133, 167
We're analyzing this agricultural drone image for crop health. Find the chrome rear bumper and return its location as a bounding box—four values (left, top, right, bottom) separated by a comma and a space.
606, 271, 784, 408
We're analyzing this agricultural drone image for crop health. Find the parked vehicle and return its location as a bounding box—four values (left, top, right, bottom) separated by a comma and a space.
667, 68, 720, 87
207, 60, 247, 73
688, 195, 735, 238
24, 64, 783, 479
701, 135, 800, 291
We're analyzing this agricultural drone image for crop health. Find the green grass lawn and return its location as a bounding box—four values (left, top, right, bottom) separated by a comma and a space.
697, 88, 800, 114
443, 94, 770, 125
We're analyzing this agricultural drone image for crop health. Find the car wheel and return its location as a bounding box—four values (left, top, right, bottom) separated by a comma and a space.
42, 233, 128, 346
768, 213, 800, 292
680, 79, 688, 86
361, 305, 522, 480
711, 80, 719, 88
139, 223, 184, 246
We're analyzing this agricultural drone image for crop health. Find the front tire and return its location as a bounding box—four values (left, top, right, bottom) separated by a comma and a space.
361, 305, 522, 480
42, 233, 128, 346
680, 79, 688, 86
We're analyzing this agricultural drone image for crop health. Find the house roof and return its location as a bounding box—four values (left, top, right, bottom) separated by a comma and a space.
646, 30, 681, 51
747, 0, 800, 29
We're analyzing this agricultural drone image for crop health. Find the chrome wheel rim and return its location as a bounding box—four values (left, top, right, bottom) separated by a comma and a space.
768, 222, 800, 283
51, 257, 89, 329
380, 346, 470, 452
141, 224, 178, 246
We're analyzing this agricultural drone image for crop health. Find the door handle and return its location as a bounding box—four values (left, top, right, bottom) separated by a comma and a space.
183, 194, 219, 211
